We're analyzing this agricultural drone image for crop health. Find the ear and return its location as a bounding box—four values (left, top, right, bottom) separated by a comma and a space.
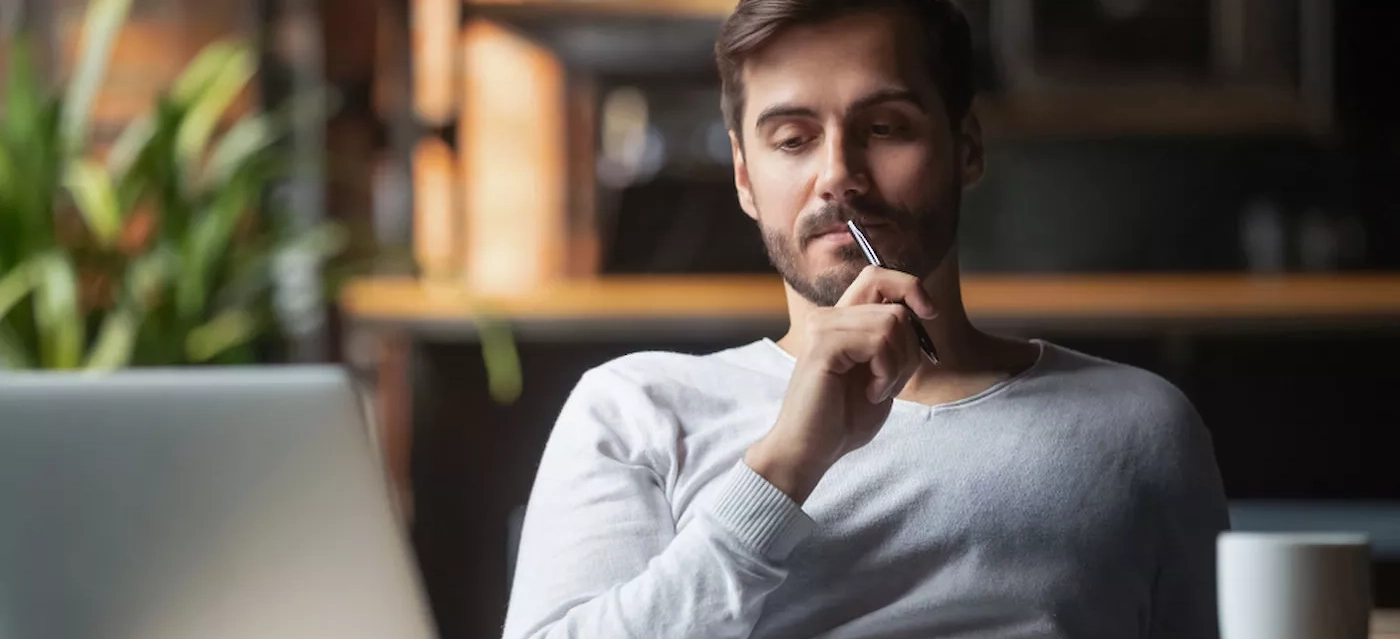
957, 111, 985, 189
731, 131, 759, 221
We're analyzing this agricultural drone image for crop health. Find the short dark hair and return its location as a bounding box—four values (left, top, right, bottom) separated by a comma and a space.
715, 0, 974, 140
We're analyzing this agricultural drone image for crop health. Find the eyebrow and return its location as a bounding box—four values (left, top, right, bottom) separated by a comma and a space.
752, 88, 927, 132
851, 88, 926, 114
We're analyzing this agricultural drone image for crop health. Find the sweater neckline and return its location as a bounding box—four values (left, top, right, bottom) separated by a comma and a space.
754, 337, 1050, 414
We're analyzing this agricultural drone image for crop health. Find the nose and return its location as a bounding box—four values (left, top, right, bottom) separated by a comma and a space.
815, 130, 869, 204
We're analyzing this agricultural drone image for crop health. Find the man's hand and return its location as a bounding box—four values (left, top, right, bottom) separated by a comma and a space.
745, 265, 938, 504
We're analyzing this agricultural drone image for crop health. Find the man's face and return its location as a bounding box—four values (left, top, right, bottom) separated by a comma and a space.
731, 10, 982, 306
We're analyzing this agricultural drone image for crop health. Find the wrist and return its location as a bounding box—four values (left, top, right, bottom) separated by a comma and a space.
743, 436, 834, 505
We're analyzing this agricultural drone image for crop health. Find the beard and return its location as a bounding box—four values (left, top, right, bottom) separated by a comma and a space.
760, 188, 959, 308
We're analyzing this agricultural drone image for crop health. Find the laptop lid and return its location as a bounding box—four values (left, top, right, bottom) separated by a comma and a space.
0, 366, 436, 639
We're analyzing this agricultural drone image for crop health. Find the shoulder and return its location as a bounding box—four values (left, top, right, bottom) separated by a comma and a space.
564, 340, 781, 425
584, 341, 776, 397
550, 342, 781, 468
562, 351, 703, 423
1038, 344, 1223, 498
542, 352, 710, 472
1034, 342, 1206, 442
1039, 342, 1199, 416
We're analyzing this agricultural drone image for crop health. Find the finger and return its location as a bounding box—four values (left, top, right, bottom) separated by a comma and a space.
870, 307, 922, 403
808, 305, 921, 401
863, 306, 920, 403
836, 265, 939, 319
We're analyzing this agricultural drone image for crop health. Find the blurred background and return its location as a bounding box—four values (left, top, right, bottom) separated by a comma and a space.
2, 0, 1397, 637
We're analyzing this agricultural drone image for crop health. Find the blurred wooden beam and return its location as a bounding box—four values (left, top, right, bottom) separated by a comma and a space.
463, 0, 734, 19
341, 274, 1400, 336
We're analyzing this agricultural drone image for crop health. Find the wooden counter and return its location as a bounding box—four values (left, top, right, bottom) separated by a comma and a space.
342, 273, 1400, 338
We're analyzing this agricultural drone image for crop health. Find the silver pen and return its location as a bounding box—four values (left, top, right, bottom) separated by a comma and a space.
846, 220, 940, 364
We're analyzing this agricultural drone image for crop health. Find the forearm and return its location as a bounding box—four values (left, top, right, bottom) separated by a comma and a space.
503, 463, 814, 639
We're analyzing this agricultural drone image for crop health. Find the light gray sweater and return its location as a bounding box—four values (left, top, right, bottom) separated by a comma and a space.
502, 339, 1230, 639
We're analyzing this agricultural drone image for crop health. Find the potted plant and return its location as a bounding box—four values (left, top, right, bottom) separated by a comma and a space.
0, 0, 521, 402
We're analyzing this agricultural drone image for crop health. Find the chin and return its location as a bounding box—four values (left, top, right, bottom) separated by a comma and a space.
805, 252, 864, 279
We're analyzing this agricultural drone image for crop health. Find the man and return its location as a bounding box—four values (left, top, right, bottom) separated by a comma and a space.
502, 0, 1230, 637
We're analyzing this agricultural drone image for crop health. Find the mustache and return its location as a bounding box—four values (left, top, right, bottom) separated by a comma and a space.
797, 200, 907, 247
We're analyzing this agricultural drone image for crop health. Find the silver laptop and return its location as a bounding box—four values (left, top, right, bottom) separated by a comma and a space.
0, 366, 437, 639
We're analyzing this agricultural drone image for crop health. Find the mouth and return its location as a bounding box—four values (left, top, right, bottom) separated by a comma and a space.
808, 219, 894, 246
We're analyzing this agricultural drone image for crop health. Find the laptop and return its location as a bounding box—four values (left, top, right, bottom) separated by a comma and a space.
0, 366, 437, 639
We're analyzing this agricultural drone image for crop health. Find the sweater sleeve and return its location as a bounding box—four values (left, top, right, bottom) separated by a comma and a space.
1147, 397, 1231, 639
501, 367, 815, 639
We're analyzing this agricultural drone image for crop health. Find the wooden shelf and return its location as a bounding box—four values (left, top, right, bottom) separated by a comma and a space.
977, 85, 1327, 139
341, 273, 1400, 338
463, 0, 732, 18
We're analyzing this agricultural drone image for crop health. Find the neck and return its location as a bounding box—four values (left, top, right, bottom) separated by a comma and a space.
776, 249, 1024, 394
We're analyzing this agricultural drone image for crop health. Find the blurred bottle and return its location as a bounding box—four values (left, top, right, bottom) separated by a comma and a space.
1298, 208, 1340, 272
1240, 197, 1288, 273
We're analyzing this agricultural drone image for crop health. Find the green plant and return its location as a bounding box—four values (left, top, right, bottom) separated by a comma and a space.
0, 0, 340, 369
0, 0, 521, 403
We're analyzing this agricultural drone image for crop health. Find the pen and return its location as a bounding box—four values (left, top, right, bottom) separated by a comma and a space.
846, 220, 940, 365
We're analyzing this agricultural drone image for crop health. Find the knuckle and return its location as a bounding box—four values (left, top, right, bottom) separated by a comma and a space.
892, 273, 920, 294
878, 309, 902, 333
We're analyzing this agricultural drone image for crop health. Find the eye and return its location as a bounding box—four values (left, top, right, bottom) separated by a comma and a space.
775, 136, 810, 152
870, 122, 897, 137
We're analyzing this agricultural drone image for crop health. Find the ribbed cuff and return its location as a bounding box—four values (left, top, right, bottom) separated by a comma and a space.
705, 461, 816, 562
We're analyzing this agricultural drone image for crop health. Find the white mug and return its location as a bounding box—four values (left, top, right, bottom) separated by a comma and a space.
1217, 532, 1371, 639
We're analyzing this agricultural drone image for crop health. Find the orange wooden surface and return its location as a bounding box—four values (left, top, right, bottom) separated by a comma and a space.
464, 0, 735, 18
341, 274, 1400, 325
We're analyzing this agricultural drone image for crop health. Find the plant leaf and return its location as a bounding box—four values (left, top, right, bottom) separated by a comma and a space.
0, 258, 38, 323
169, 42, 238, 106
4, 39, 41, 146
185, 308, 258, 363
3, 40, 61, 254
61, 0, 134, 149
125, 245, 177, 309
113, 247, 178, 367
0, 142, 18, 270
176, 44, 255, 171
476, 314, 522, 404
0, 137, 13, 209
32, 254, 85, 369
148, 97, 195, 241
175, 175, 256, 321
84, 304, 138, 370
199, 85, 339, 186
0, 324, 31, 369
201, 114, 274, 188
64, 160, 124, 246
105, 114, 155, 178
